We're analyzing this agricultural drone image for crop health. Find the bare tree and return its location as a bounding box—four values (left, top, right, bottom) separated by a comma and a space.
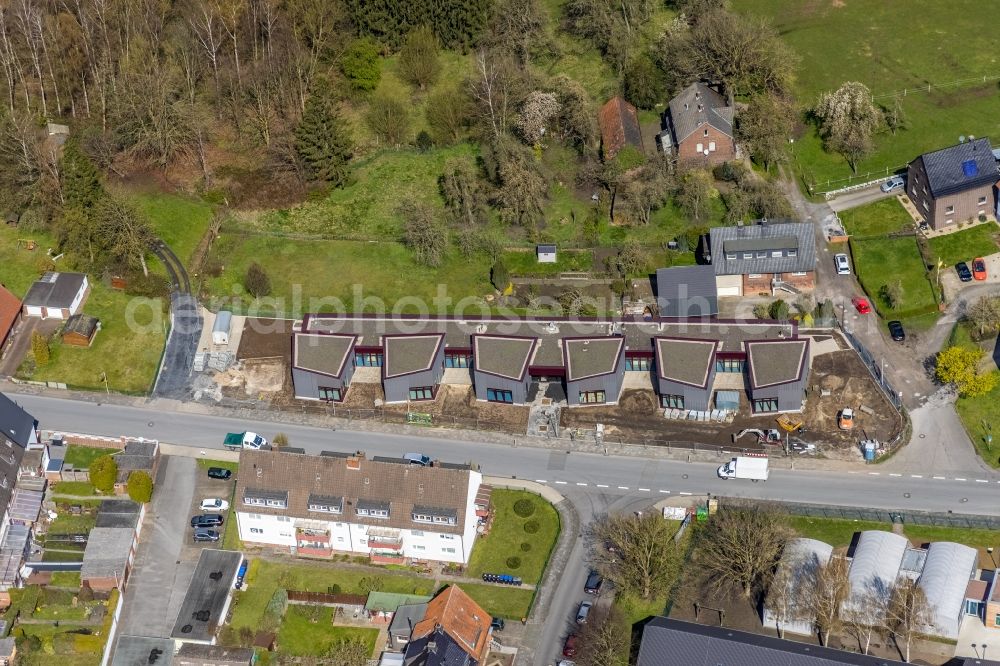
696, 503, 791, 599
885, 579, 934, 663
844, 585, 889, 656
810, 556, 850, 647
576, 605, 629, 666
401, 202, 448, 267
96, 196, 155, 277
470, 50, 518, 142
593, 511, 681, 600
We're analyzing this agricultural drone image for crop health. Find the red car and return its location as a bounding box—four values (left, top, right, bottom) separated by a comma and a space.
852, 297, 871, 314
973, 257, 987, 281
563, 635, 578, 657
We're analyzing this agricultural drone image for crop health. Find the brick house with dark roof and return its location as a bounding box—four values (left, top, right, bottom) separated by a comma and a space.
234, 448, 483, 564
404, 585, 492, 666
709, 220, 817, 297
906, 137, 999, 230
661, 82, 736, 165
598, 96, 643, 161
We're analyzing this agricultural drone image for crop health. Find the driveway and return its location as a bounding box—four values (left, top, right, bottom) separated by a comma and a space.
828, 185, 895, 212
116, 455, 197, 640
0, 317, 60, 377
151, 240, 203, 399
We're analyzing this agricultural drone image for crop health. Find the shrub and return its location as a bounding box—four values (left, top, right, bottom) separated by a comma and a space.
523, 520, 540, 534
272, 433, 289, 448
264, 587, 288, 621
341, 37, 381, 91
244, 262, 271, 298
520, 542, 531, 552
505, 556, 521, 569
513, 498, 536, 518
416, 130, 433, 152
124, 272, 171, 299
30, 332, 49, 366
88, 455, 118, 494
490, 260, 510, 291
126, 471, 153, 503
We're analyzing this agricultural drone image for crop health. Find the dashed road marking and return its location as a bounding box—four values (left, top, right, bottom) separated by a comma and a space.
679, 491, 693, 496
554, 481, 567, 485
535, 480, 547, 484
976, 479, 989, 483
658, 490, 670, 494
954, 478, 967, 481
868, 472, 880, 476
617, 486, 629, 490
576, 482, 588, 486
889, 473, 901, 477
596, 484, 609, 488
910, 475, 923, 478
638, 488, 650, 492
933, 476, 946, 480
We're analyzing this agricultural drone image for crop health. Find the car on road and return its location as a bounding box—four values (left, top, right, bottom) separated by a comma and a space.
834, 253, 851, 275
584, 570, 603, 594
200, 498, 229, 511
576, 600, 593, 624
562, 635, 578, 657
973, 257, 987, 281
880, 176, 905, 193
193, 528, 220, 542
852, 297, 871, 314
956, 261, 973, 282
888, 320, 905, 342
191, 514, 225, 528
403, 452, 431, 466
207, 467, 232, 480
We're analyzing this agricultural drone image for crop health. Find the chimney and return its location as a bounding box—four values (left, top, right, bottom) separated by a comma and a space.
346, 456, 361, 470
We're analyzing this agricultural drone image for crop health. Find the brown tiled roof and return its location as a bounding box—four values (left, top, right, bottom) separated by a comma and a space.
412, 586, 491, 663
0, 286, 19, 342
598, 96, 642, 160
235, 449, 473, 534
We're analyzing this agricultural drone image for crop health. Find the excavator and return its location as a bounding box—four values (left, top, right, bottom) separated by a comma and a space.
732, 428, 781, 445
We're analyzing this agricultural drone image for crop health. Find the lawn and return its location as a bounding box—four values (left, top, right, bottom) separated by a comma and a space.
205, 234, 492, 317
276, 606, 379, 657
927, 222, 1000, 267
47, 512, 97, 535
51, 481, 97, 496
230, 560, 435, 631
467, 490, 561, 585
738, 0, 1000, 186
955, 373, 1000, 469
11, 588, 118, 666
49, 571, 81, 588
850, 236, 938, 317
63, 445, 118, 469
0, 224, 59, 297
840, 198, 913, 238
20, 281, 167, 393
196, 458, 239, 472
791, 514, 1000, 549
458, 583, 535, 620
118, 187, 215, 268
502, 249, 593, 277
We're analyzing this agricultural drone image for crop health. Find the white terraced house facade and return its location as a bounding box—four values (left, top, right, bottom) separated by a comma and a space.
234, 448, 486, 565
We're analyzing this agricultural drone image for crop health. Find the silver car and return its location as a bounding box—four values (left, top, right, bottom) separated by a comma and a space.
834, 253, 851, 275
576, 600, 593, 624
880, 176, 905, 193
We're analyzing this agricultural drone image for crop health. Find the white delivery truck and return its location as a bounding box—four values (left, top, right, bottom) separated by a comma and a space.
717, 455, 769, 481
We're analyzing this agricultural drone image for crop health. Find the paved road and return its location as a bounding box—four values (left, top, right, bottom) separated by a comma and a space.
828, 185, 894, 212
151, 240, 202, 399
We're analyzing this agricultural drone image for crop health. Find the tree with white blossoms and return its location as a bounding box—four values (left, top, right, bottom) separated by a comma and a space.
516, 91, 560, 145
814, 81, 883, 173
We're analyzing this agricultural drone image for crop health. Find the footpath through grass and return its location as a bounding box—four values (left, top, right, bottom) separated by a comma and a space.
122, 188, 215, 268
467, 490, 561, 585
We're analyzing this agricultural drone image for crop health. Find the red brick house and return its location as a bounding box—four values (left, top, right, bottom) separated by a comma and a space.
906, 137, 999, 231
599, 96, 643, 161
660, 82, 736, 165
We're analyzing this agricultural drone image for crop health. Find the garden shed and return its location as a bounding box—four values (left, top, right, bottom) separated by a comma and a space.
213, 310, 232, 346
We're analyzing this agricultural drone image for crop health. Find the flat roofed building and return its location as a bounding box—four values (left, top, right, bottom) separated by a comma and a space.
171, 550, 243, 644
81, 527, 136, 592
176, 643, 254, 666
111, 636, 175, 666
655, 266, 718, 318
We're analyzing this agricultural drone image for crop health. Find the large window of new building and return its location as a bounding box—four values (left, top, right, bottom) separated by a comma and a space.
661, 394, 684, 409
625, 357, 651, 371
715, 358, 744, 373
355, 352, 383, 367
409, 387, 434, 401
318, 387, 342, 401
579, 390, 606, 404
753, 397, 779, 413
445, 352, 471, 368
486, 388, 514, 403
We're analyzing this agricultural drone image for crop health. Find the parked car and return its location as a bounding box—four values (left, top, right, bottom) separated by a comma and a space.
193, 528, 220, 543
403, 453, 431, 466
207, 467, 232, 480
838, 408, 854, 431
852, 297, 871, 314
834, 253, 851, 275
973, 257, 988, 281
200, 498, 229, 511
584, 570, 603, 594
576, 600, 593, 624
562, 635, 578, 658
191, 514, 225, 528
490, 617, 504, 632
880, 175, 905, 193
888, 320, 906, 342
956, 262, 973, 282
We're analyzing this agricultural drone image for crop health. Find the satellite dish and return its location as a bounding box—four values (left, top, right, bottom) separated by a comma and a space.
959, 135, 966, 144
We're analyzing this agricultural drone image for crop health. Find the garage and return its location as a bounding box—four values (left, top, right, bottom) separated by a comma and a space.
714, 274, 742, 297
716, 286, 741, 297
24, 306, 42, 317
22, 272, 89, 320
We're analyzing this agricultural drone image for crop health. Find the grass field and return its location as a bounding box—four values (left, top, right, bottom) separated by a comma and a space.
119, 188, 215, 268
230, 560, 435, 631
51, 481, 97, 496
49, 571, 81, 588
738, 1, 1000, 186
276, 606, 379, 657
63, 445, 118, 469
851, 236, 937, 315
840, 198, 913, 238
927, 222, 1000, 267
467, 490, 561, 585
955, 375, 1000, 469
791, 514, 1000, 548
459, 583, 535, 620
0, 224, 58, 297
502, 249, 594, 276
22, 282, 167, 393
205, 234, 492, 316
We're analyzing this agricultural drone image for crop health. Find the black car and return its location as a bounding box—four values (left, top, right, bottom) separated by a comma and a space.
207, 467, 232, 480
193, 528, 220, 543
888, 320, 905, 342
490, 617, 505, 631
191, 513, 225, 528
956, 262, 973, 282
584, 570, 603, 594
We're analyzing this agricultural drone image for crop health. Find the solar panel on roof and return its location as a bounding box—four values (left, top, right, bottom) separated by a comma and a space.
962, 159, 979, 177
